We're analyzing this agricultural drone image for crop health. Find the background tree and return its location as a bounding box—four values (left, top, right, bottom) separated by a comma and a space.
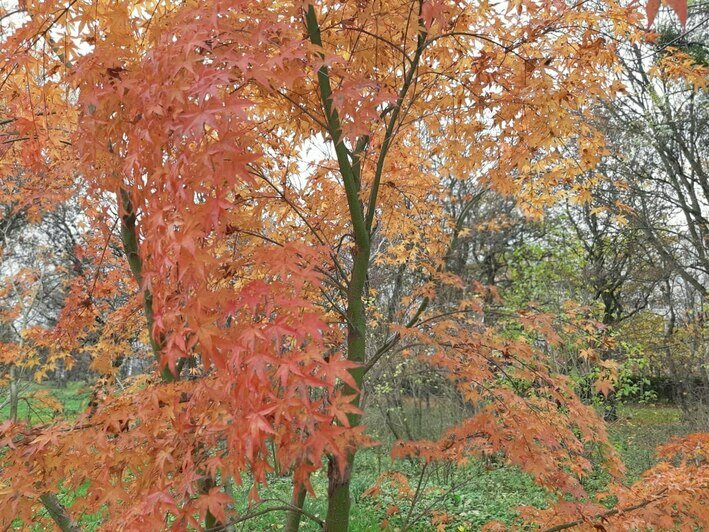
590, 2, 708, 421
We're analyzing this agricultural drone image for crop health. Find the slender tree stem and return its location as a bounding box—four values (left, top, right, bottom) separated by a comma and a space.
118, 189, 176, 383
39, 493, 81, 532
304, 5, 369, 248
365, 0, 427, 233
119, 189, 224, 528
304, 5, 371, 530
284, 483, 308, 532
8, 364, 18, 422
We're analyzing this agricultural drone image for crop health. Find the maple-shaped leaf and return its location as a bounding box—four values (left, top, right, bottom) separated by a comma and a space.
196, 487, 232, 524
646, 0, 687, 28
594, 379, 614, 398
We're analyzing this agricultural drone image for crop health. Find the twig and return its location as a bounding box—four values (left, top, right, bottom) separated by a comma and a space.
542, 489, 669, 532
206, 503, 324, 531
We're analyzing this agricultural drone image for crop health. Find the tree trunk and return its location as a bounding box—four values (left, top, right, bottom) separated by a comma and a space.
284, 483, 307, 532
9, 364, 18, 422
324, 244, 368, 530
304, 3, 426, 526
39, 493, 81, 532
325, 454, 355, 532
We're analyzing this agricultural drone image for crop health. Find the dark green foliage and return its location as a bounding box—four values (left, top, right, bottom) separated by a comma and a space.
656, 25, 709, 66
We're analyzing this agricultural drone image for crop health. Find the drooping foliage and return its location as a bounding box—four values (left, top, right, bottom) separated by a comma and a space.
0, 0, 703, 530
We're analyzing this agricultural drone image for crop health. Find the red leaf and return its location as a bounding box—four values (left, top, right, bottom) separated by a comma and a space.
665, 0, 687, 27
647, 0, 687, 28
646, 0, 661, 29
197, 487, 232, 524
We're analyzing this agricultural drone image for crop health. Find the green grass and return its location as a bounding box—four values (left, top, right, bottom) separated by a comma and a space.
1, 381, 96, 530
224, 406, 670, 531
223, 402, 702, 531
228, 451, 549, 531
608, 403, 694, 482
0, 380, 91, 424
4, 385, 696, 531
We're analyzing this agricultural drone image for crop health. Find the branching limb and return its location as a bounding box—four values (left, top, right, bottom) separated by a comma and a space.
542, 489, 669, 532
118, 189, 176, 383
206, 502, 325, 531
38, 493, 81, 532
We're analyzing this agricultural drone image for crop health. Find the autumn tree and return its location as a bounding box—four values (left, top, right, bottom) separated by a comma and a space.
585, 2, 708, 418
0, 0, 704, 531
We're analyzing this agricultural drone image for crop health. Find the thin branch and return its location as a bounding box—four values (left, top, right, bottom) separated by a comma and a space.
644, 16, 709, 58
118, 188, 176, 383
38, 493, 81, 532
304, 4, 369, 249
340, 23, 415, 67
364, 0, 428, 234
401, 461, 428, 531
275, 89, 329, 131
207, 503, 324, 531
542, 489, 669, 532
